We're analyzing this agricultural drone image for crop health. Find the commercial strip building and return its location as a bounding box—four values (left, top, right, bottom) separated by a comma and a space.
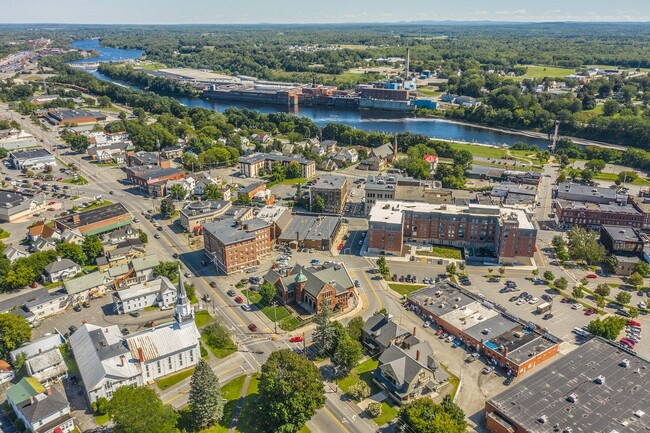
408, 283, 560, 377
202, 218, 272, 275
39, 108, 107, 126
239, 152, 316, 179
55, 203, 132, 236
554, 199, 644, 230
555, 182, 624, 204
368, 200, 537, 265
8, 148, 56, 170
309, 175, 348, 214
125, 166, 186, 196
277, 214, 342, 250
485, 337, 650, 433
0, 190, 46, 222
600, 225, 645, 255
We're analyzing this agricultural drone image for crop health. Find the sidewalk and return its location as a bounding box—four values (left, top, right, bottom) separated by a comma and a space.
228, 374, 252, 433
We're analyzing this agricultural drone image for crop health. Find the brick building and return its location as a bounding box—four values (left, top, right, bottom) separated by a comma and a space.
127, 151, 172, 168
237, 181, 268, 201
364, 173, 453, 215
41, 108, 107, 126
202, 218, 271, 275
554, 199, 643, 229
310, 175, 348, 214
600, 225, 645, 255
408, 284, 560, 377
368, 200, 537, 265
126, 166, 186, 196
55, 203, 132, 236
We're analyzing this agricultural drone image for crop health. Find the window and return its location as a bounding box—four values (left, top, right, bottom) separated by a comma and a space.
190, 350, 194, 363
179, 353, 183, 366
168, 357, 172, 369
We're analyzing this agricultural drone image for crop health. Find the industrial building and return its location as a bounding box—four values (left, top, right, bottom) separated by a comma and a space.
485, 337, 650, 433
55, 203, 132, 236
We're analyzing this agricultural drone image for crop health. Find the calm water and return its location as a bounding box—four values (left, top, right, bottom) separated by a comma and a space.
74, 40, 548, 149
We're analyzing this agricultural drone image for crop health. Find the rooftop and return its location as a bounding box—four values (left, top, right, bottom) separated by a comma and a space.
312, 175, 347, 190
114, 276, 175, 302
203, 218, 270, 245
602, 225, 643, 242
0, 289, 47, 313
557, 181, 618, 201
487, 337, 650, 433
556, 199, 642, 215
56, 203, 131, 231
408, 282, 476, 317
239, 152, 313, 165
278, 214, 340, 242
127, 166, 185, 180
9, 148, 53, 161
10, 333, 65, 362
0, 190, 27, 207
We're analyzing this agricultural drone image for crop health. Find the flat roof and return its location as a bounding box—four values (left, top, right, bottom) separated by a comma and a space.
408, 283, 476, 317
556, 199, 642, 215
56, 203, 131, 230
312, 175, 347, 190
463, 312, 519, 342
203, 218, 269, 245
488, 337, 650, 433
557, 182, 617, 200
239, 152, 313, 165
9, 148, 53, 160
279, 214, 340, 242
602, 225, 642, 242
437, 301, 500, 332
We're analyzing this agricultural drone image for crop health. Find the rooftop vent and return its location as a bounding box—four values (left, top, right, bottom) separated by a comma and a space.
566, 393, 578, 403
594, 375, 605, 384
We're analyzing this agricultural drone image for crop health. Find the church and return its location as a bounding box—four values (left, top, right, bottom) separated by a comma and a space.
70, 268, 200, 403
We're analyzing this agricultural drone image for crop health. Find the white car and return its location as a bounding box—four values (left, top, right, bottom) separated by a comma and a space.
423, 321, 430, 328
358, 240, 363, 246
516, 299, 526, 306
528, 297, 539, 304
445, 335, 455, 343
572, 303, 582, 310
639, 302, 647, 309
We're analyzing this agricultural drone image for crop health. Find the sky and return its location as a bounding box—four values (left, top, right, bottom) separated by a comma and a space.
3, 0, 650, 24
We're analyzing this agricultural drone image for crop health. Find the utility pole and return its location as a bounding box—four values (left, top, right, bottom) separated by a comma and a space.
273, 301, 278, 334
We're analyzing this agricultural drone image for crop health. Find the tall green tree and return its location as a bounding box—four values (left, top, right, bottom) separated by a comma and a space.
259, 282, 276, 304
258, 349, 325, 433
312, 305, 337, 357
203, 183, 224, 200
0, 313, 31, 359
56, 242, 86, 266
346, 317, 365, 342
108, 386, 178, 433
160, 198, 175, 217
633, 261, 650, 277
616, 291, 632, 305
153, 261, 179, 280
399, 397, 467, 433
82, 235, 103, 261
332, 335, 362, 375
169, 183, 186, 200
311, 194, 325, 213
587, 316, 626, 340
188, 359, 223, 431
286, 161, 302, 179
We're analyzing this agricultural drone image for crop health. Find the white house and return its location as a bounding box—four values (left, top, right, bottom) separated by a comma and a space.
63, 272, 109, 303
42, 258, 81, 283
25, 348, 68, 385
70, 270, 199, 403
10, 334, 65, 364
0, 360, 14, 384
4, 245, 28, 262
60, 229, 84, 245
25, 290, 69, 319
112, 276, 176, 314
7, 378, 75, 433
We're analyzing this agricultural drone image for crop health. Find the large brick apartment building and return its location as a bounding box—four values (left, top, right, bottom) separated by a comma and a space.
239, 153, 316, 179
309, 175, 348, 214
202, 218, 271, 275
554, 199, 643, 229
367, 200, 537, 265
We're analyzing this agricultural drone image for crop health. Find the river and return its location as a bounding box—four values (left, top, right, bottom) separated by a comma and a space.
71, 40, 549, 149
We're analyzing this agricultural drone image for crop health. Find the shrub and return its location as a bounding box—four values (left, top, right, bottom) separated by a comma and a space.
348, 381, 371, 402
366, 402, 382, 418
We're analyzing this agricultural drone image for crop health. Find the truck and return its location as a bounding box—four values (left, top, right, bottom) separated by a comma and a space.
536, 302, 552, 314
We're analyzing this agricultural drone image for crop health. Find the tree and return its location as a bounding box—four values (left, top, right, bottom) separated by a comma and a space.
366, 402, 382, 418
312, 306, 337, 357
376, 254, 390, 280
566, 226, 605, 265
188, 359, 223, 431
258, 349, 325, 433
259, 282, 276, 304
627, 306, 640, 319
446, 262, 457, 275
587, 316, 627, 340
169, 183, 186, 201
56, 242, 86, 266
184, 282, 197, 304
617, 170, 638, 185
286, 161, 302, 179
311, 194, 325, 213
616, 291, 632, 306
554, 277, 568, 291
498, 267, 506, 276
97, 95, 112, 108
604, 255, 619, 274
595, 294, 606, 311
346, 317, 365, 342
594, 283, 611, 298
160, 198, 175, 217
585, 159, 606, 173
543, 270, 555, 282
153, 261, 179, 280
332, 335, 362, 375
347, 381, 370, 401
271, 161, 286, 183
108, 386, 178, 433
202, 321, 232, 349
627, 272, 644, 289
399, 397, 467, 433
82, 235, 103, 261
63, 133, 90, 152
0, 313, 31, 359
138, 229, 148, 243
633, 261, 650, 277
203, 183, 223, 200
572, 286, 584, 299
603, 99, 620, 116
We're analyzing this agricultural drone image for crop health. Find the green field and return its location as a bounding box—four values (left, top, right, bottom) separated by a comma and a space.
156, 367, 195, 390
519, 64, 577, 79
138, 62, 166, 70
575, 103, 604, 121
234, 374, 261, 433
419, 246, 463, 260
338, 358, 380, 393
201, 333, 237, 359
194, 310, 213, 327
372, 401, 399, 426
593, 172, 650, 186
388, 283, 425, 297
196, 375, 247, 433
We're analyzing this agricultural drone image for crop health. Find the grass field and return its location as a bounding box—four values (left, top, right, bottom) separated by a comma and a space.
593, 172, 650, 186
138, 62, 166, 70
388, 283, 425, 297
267, 177, 306, 187
234, 374, 261, 433
519, 65, 577, 80
575, 103, 604, 122
194, 310, 213, 327
197, 375, 247, 433
94, 413, 109, 426
156, 367, 195, 390
338, 358, 380, 394
420, 246, 463, 260
201, 333, 237, 359
372, 401, 399, 426
242, 289, 294, 326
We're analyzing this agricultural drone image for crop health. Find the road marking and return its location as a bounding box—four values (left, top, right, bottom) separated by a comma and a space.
163, 389, 189, 404
356, 268, 383, 310
323, 407, 350, 433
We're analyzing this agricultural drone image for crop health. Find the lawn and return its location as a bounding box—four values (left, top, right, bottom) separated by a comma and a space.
418, 246, 463, 260
388, 283, 425, 297
593, 172, 650, 186
63, 174, 88, 185
138, 62, 166, 70
234, 374, 262, 433
156, 367, 195, 390
78, 200, 113, 212
195, 310, 213, 327
0, 229, 9, 239
373, 401, 399, 426
267, 177, 307, 188
338, 358, 380, 394
60, 345, 79, 376
242, 289, 293, 325
93, 414, 109, 426
82, 265, 98, 273
575, 104, 604, 121
279, 316, 303, 331
201, 333, 237, 359
518, 64, 577, 80
196, 375, 247, 433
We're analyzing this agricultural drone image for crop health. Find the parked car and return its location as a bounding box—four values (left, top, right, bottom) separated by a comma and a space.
210, 281, 217, 288
509, 296, 519, 302
482, 366, 494, 374
289, 336, 304, 343
435, 329, 444, 336
145, 321, 156, 328
628, 320, 642, 327
572, 303, 582, 310
82, 301, 91, 308
129, 311, 140, 317
466, 353, 480, 363
584, 309, 596, 316
73, 304, 82, 312
423, 321, 431, 328
248, 323, 258, 332
235, 296, 244, 304
452, 340, 462, 348
445, 335, 456, 343
504, 376, 515, 386
227, 290, 236, 297
121, 328, 130, 336
172, 253, 179, 259
586, 274, 598, 279
543, 313, 554, 320
241, 304, 252, 312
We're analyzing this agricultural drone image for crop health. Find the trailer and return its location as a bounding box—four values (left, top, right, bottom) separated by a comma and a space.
537, 302, 552, 313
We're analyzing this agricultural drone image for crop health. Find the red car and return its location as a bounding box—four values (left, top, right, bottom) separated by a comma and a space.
620, 338, 635, 348
338, 243, 344, 250
435, 329, 444, 335
586, 274, 598, 279
234, 296, 244, 304
628, 320, 642, 327
47, 208, 55, 211
248, 323, 258, 332
56, 177, 63, 181
560, 298, 570, 303
584, 309, 596, 316
47, 201, 55, 205
289, 336, 304, 343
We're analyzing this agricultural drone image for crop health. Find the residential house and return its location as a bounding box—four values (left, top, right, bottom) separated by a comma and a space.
59, 229, 84, 246
87, 142, 135, 164
10, 334, 66, 364
4, 245, 28, 262
7, 378, 75, 433
112, 276, 176, 314
25, 290, 69, 319
25, 348, 67, 385
161, 145, 184, 159
422, 154, 439, 171
166, 177, 195, 200
104, 245, 146, 269
358, 155, 387, 171
106, 225, 140, 245
374, 341, 449, 405
127, 151, 172, 168
178, 200, 232, 232
63, 272, 109, 303
42, 258, 81, 283
28, 222, 60, 243
0, 360, 14, 385
362, 313, 411, 354
251, 133, 271, 144
32, 237, 57, 253
264, 263, 355, 314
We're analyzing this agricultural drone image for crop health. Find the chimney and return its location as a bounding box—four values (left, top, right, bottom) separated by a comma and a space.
137, 347, 144, 363
405, 48, 410, 80
46, 387, 52, 396
29, 397, 34, 405
416, 350, 420, 361
504, 347, 509, 358
120, 356, 125, 366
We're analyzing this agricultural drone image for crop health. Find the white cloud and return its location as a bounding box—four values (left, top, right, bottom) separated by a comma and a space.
495, 9, 528, 16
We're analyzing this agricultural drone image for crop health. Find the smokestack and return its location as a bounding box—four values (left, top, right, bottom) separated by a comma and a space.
416, 350, 420, 361
405, 48, 410, 80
